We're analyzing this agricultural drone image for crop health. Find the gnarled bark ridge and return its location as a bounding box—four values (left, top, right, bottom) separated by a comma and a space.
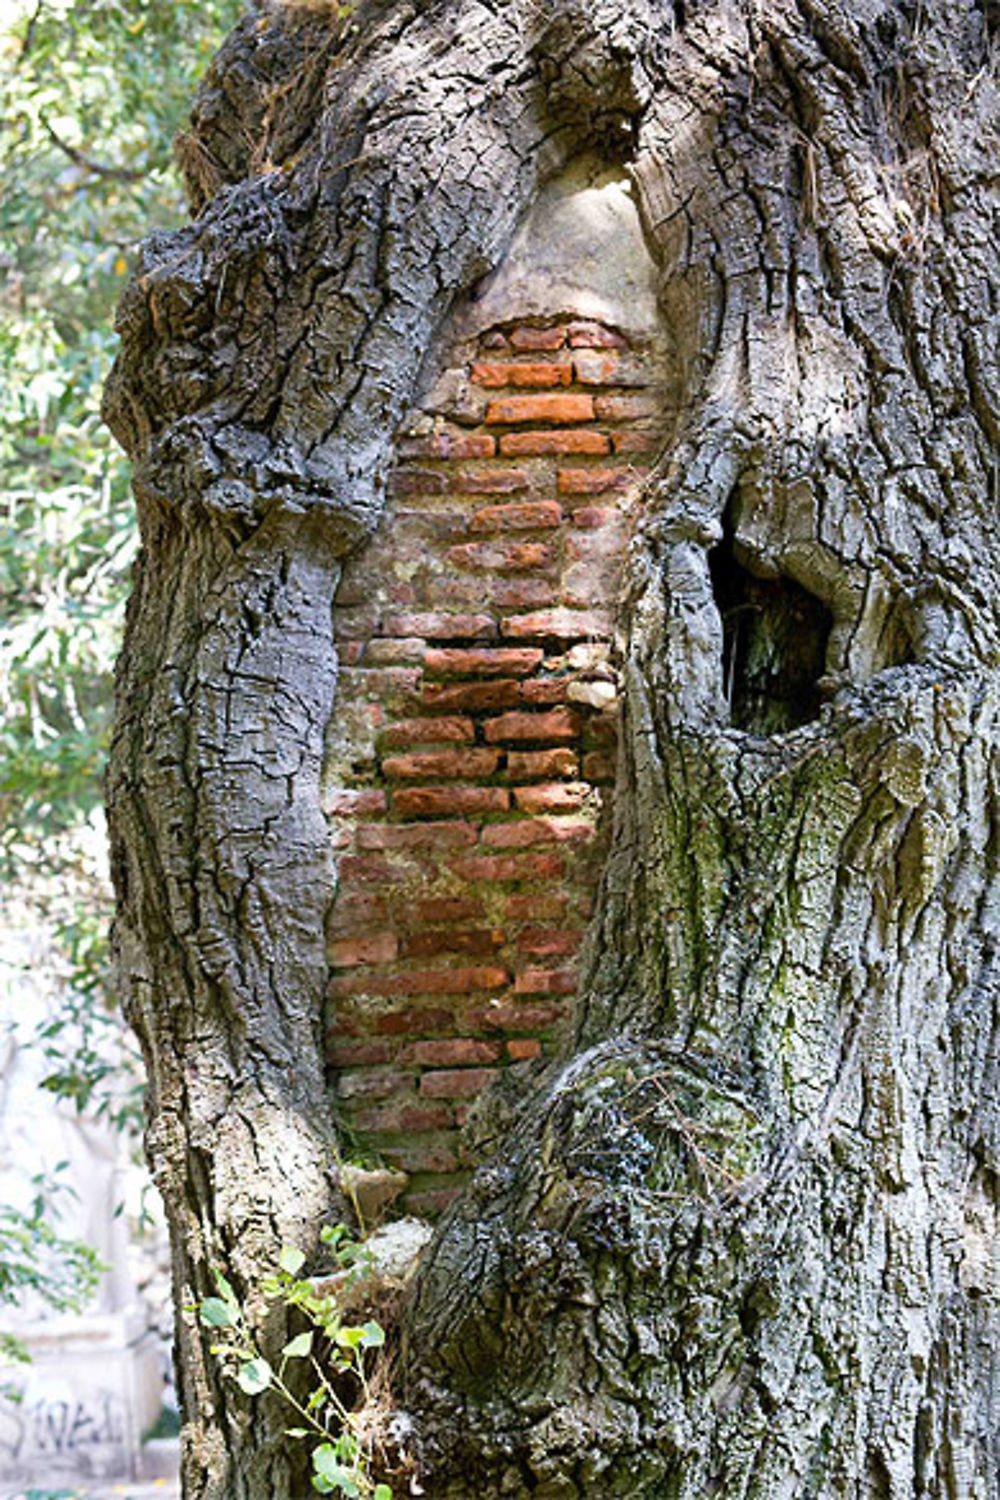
105, 1, 1000, 1495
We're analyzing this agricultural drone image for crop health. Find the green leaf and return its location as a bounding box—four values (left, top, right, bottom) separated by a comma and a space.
199, 1297, 235, 1328
236, 1357, 273, 1395
282, 1331, 313, 1359
285, 1427, 309, 1438
373, 1486, 393, 1500
279, 1245, 306, 1276
335, 1325, 367, 1350
360, 1320, 385, 1348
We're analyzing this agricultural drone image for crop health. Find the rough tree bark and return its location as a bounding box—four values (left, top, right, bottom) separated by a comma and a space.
104, 0, 1000, 1496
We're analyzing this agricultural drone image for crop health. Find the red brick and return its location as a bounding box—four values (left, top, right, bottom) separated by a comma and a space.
394, 786, 510, 818
379, 716, 476, 748
383, 612, 495, 638
399, 1038, 502, 1066
420, 1067, 500, 1097
594, 393, 659, 421
514, 967, 577, 996
333, 965, 508, 997
421, 679, 523, 712
382, 1145, 460, 1175
424, 647, 543, 678
514, 783, 588, 813
330, 932, 399, 967
504, 894, 568, 920
328, 895, 391, 936
482, 817, 593, 849
373, 1007, 454, 1036
509, 326, 567, 350
323, 787, 388, 816
500, 608, 612, 641
469, 501, 562, 532
446, 541, 555, 572
507, 748, 579, 779
507, 1039, 542, 1060
381, 748, 501, 779
408, 897, 486, 923
337, 1068, 416, 1101
483, 709, 579, 743
583, 751, 616, 781
611, 430, 657, 454
464, 1002, 567, 1031
401, 929, 504, 959
517, 928, 582, 957
352, 1102, 453, 1133
520, 679, 573, 705
450, 852, 565, 882
567, 321, 628, 348
486, 393, 594, 425
356, 821, 478, 852
452, 433, 497, 458
500, 430, 610, 456
557, 467, 631, 495
472, 362, 572, 388
327, 1039, 394, 1067
450, 468, 529, 494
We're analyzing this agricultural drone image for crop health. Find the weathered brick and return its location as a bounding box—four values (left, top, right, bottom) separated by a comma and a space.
424, 647, 543, 678
507, 748, 579, 780
323, 787, 388, 817
450, 852, 565, 883
334, 965, 508, 997
567, 321, 628, 348
382, 1144, 460, 1175
501, 608, 612, 641
352, 1102, 453, 1133
388, 467, 447, 496
469, 501, 562, 532
514, 783, 589, 813
337, 1067, 416, 1100
421, 679, 524, 713
381, 748, 501, 779
520, 679, 574, 705
365, 637, 426, 665
401, 929, 504, 959
517, 928, 582, 957
382, 612, 495, 638
557, 467, 631, 495
330, 932, 399, 967
504, 893, 568, 920
611, 430, 657, 454
572, 351, 621, 385
446, 541, 555, 573
339, 640, 365, 665
393, 785, 510, 818
450, 467, 530, 494
464, 1002, 567, 1031
514, 967, 578, 996
500, 430, 610, 457
326, 1039, 394, 1067
404, 1186, 461, 1214
373, 1007, 454, 1036
507, 1039, 542, 1060
483, 579, 559, 609
472, 362, 572, 388
486, 393, 594, 425
572, 505, 621, 528
399, 1038, 502, 1066
483, 708, 580, 743
482, 817, 593, 849
583, 750, 616, 782
378, 716, 476, 748
337, 667, 421, 705
420, 1067, 500, 1097
328, 895, 391, 936
508, 326, 566, 350
594, 393, 659, 421
481, 329, 509, 348
336, 854, 425, 886
356, 821, 478, 851
407, 897, 486, 923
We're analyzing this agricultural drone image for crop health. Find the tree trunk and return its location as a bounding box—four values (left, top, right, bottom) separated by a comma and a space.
104, 1, 1000, 1496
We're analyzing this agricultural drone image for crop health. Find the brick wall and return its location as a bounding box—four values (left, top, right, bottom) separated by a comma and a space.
323, 315, 661, 1215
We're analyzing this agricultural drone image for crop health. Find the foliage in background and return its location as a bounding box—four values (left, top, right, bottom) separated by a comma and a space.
0, 0, 243, 1323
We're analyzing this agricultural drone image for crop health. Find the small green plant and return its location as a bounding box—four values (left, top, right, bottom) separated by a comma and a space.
198, 1227, 392, 1499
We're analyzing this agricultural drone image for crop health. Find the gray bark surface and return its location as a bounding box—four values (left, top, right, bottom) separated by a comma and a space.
103, 1, 1000, 1495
